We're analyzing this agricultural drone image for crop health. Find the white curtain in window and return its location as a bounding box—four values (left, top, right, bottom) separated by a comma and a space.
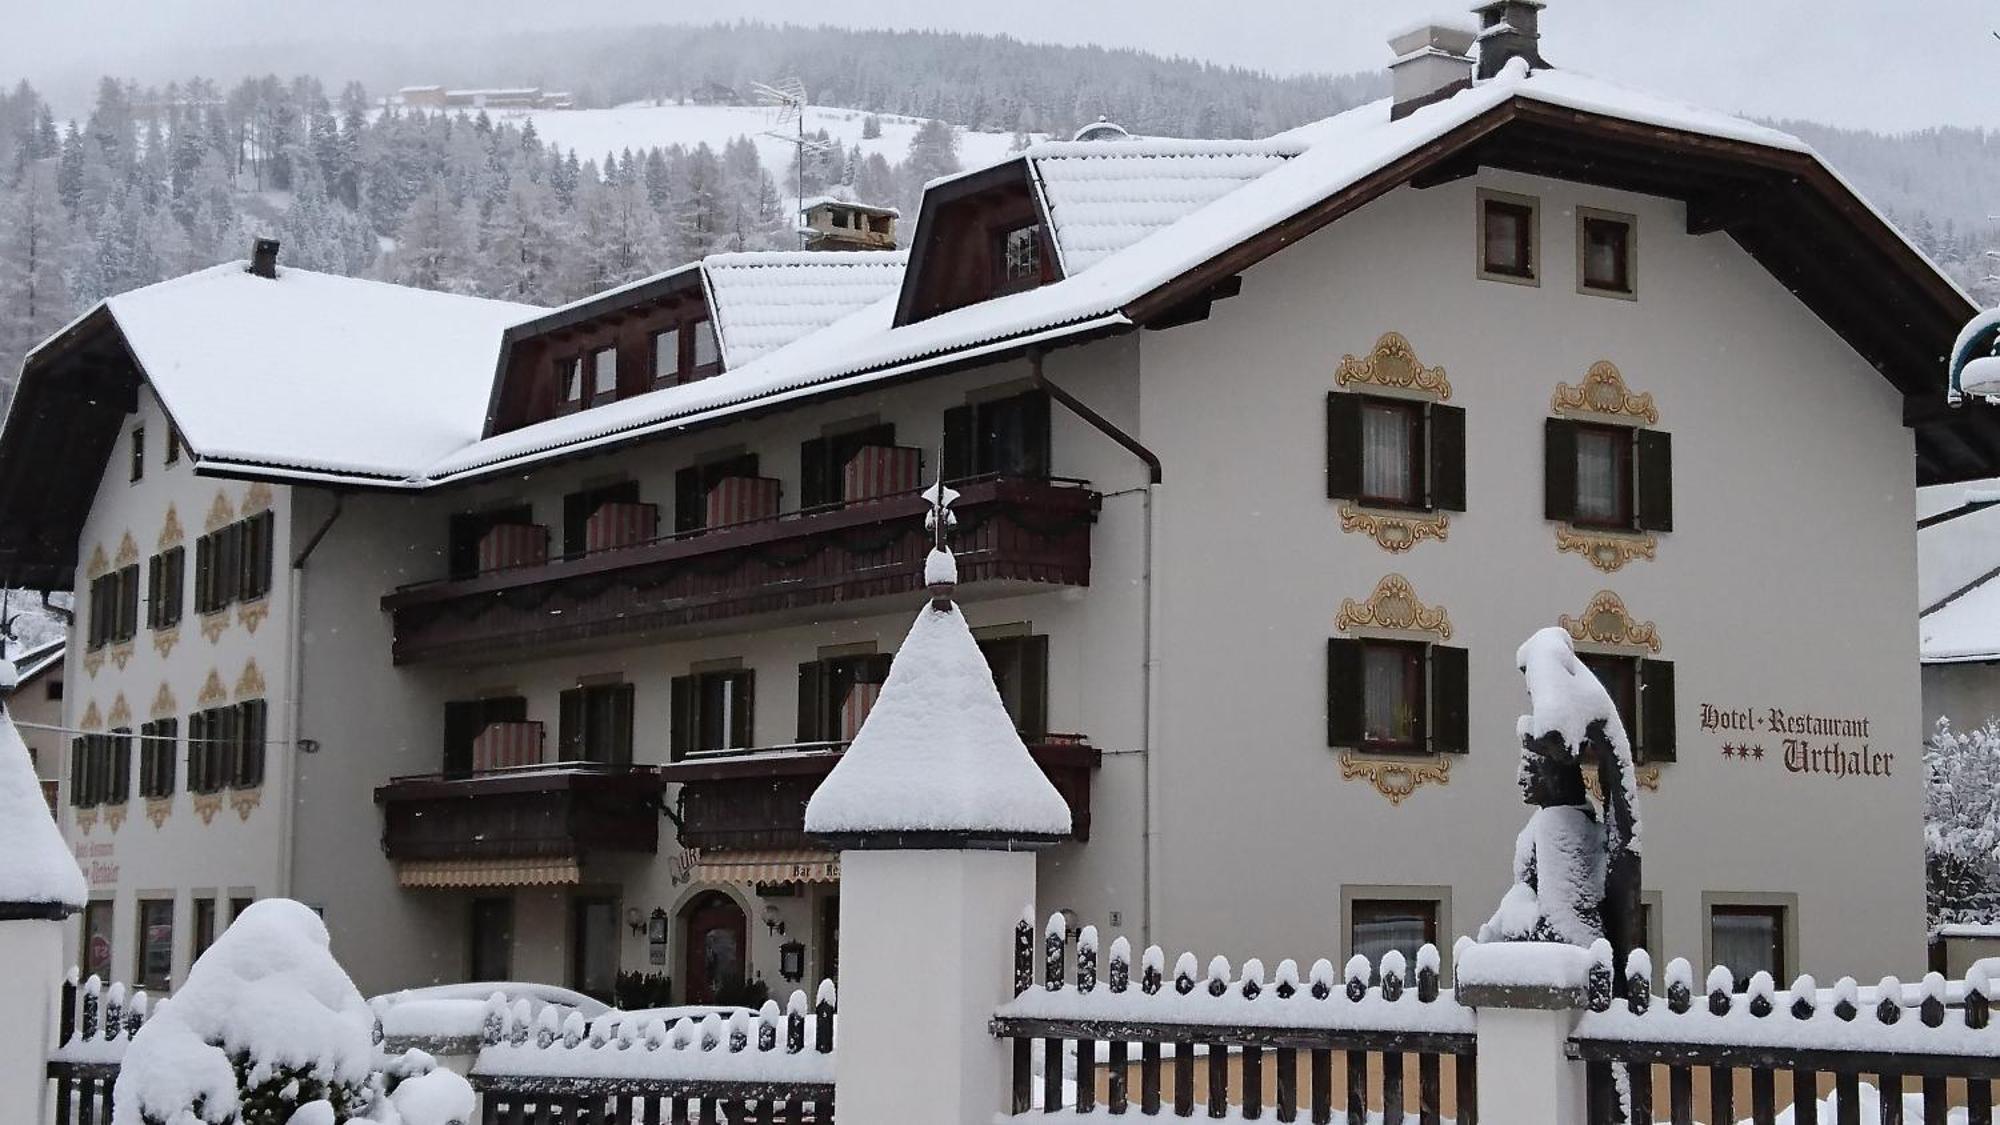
1362, 646, 1410, 743
693, 320, 720, 367
1361, 406, 1413, 502
1575, 430, 1622, 523
653, 329, 680, 380
1712, 911, 1779, 984
593, 349, 617, 396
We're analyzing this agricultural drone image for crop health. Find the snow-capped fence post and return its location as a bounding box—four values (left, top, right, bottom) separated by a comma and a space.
0, 663, 87, 1125
802, 520, 1073, 1124
1455, 942, 1593, 1125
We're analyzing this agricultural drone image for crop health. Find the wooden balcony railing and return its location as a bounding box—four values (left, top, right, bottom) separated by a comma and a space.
383, 476, 1099, 666
659, 737, 1101, 853
374, 762, 665, 862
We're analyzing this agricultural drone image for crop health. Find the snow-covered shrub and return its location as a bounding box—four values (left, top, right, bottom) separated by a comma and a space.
1924, 717, 2000, 927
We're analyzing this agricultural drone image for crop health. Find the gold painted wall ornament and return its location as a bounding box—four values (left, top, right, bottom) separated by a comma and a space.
76, 808, 98, 834
199, 610, 230, 644
1555, 528, 1657, 573
241, 482, 275, 516
1338, 505, 1449, 554
153, 626, 181, 659
1560, 591, 1662, 653
109, 642, 135, 673
1336, 574, 1453, 640
1340, 751, 1452, 805
239, 600, 270, 634
1551, 361, 1658, 424
1335, 332, 1452, 400
82, 650, 105, 678
235, 659, 267, 700
204, 491, 236, 534
1584, 765, 1661, 803
196, 669, 229, 708
107, 694, 132, 729
145, 796, 172, 829
104, 804, 128, 832
85, 544, 110, 581
229, 787, 263, 821
150, 683, 178, 720
158, 504, 185, 550
192, 792, 224, 825
80, 701, 103, 732
114, 532, 140, 570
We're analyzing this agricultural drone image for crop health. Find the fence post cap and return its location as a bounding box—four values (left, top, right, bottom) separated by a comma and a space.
1453, 941, 1593, 1010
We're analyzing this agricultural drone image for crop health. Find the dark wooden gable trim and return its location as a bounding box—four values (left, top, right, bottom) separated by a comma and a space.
893, 158, 1063, 327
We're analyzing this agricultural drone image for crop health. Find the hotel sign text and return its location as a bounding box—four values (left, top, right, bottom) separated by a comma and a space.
1698, 703, 1889, 780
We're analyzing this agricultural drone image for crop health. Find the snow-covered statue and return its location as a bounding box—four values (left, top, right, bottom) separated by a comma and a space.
1479, 628, 1644, 989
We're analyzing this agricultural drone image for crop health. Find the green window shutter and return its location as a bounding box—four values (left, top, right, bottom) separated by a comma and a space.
1019, 635, 1050, 740
1429, 645, 1471, 754
1544, 419, 1578, 523
1427, 403, 1467, 513
70, 737, 85, 806
729, 671, 755, 750
1636, 429, 1674, 533
161, 720, 178, 794
111, 733, 130, 803
146, 555, 161, 629
558, 688, 585, 761
610, 684, 635, 766
941, 405, 976, 482
1638, 658, 1677, 763
1325, 393, 1363, 501
239, 702, 266, 788
1326, 638, 1366, 748
797, 661, 827, 742
668, 676, 694, 762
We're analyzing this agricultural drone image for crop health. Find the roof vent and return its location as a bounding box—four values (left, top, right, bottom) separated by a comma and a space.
1387, 23, 1478, 120
1472, 0, 1550, 80
1070, 117, 1134, 143
248, 237, 280, 279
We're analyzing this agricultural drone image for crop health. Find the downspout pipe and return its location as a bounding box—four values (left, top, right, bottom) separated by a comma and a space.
279, 490, 345, 901
1030, 348, 1163, 948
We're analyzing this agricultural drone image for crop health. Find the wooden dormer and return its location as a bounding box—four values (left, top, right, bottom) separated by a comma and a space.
894, 160, 1061, 326
484, 268, 719, 438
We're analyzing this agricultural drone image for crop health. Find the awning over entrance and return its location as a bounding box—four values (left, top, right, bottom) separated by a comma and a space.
397, 857, 582, 888
689, 849, 840, 885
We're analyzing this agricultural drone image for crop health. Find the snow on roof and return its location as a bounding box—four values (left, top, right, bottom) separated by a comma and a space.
803, 586, 1071, 838
90, 263, 541, 481
704, 251, 909, 368
1027, 138, 1301, 273
1922, 574, 2000, 664
799, 195, 900, 216
0, 691, 85, 909
12, 638, 64, 685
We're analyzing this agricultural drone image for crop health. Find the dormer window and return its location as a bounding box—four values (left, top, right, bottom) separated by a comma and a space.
590, 347, 618, 404
557, 356, 585, 412
995, 221, 1047, 293
651, 316, 722, 387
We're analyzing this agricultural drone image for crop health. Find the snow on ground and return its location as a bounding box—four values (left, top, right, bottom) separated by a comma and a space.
494, 102, 1027, 182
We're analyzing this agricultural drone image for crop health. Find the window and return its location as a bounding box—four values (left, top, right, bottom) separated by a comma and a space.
136, 898, 173, 991
1579, 209, 1636, 297
1577, 653, 1677, 764
192, 898, 218, 961
447, 505, 534, 580
68, 733, 126, 807
81, 901, 113, 979
238, 511, 274, 602
87, 565, 141, 649
562, 480, 640, 558
590, 346, 618, 404
1326, 394, 1468, 513
558, 682, 636, 764
995, 222, 1047, 292
138, 719, 178, 799
470, 897, 514, 981
977, 634, 1049, 738
1478, 190, 1538, 283
130, 427, 145, 482
1544, 420, 1672, 533
941, 390, 1051, 482
233, 700, 267, 789
557, 355, 585, 411
673, 454, 761, 533
1349, 898, 1439, 980
147, 547, 185, 630
1710, 903, 1787, 989
650, 317, 723, 387
188, 701, 263, 794
442, 696, 529, 776
569, 895, 620, 1002
229, 896, 254, 923
165, 427, 180, 466
670, 668, 753, 759
47, 677, 62, 702
651, 327, 681, 383
692, 319, 720, 374
800, 423, 898, 509
798, 653, 895, 742
1327, 639, 1469, 755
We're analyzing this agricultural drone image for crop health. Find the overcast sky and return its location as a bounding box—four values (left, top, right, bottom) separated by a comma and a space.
3, 0, 1996, 133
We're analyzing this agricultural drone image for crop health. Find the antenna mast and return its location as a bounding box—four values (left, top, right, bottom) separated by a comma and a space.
754, 77, 835, 250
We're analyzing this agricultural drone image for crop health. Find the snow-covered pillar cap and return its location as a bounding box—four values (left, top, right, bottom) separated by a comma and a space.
0, 679, 85, 919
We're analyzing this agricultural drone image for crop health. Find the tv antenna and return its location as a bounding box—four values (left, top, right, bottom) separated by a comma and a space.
754, 78, 838, 248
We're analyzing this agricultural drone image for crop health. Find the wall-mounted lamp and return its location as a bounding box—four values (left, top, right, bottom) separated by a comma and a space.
625, 906, 645, 936
762, 903, 786, 936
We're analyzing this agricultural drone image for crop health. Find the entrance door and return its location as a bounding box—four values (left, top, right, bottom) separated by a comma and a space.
682, 892, 747, 1005
569, 895, 618, 1003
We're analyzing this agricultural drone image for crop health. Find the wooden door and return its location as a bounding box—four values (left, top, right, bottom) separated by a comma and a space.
682, 892, 747, 1005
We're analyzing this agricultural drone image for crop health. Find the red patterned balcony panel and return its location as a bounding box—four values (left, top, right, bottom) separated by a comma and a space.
472, 721, 545, 772
585, 501, 660, 553
842, 445, 923, 503
704, 476, 783, 529
477, 523, 549, 573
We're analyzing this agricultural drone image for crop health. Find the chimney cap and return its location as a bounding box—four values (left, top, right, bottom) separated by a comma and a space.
1389, 21, 1478, 59
248, 237, 280, 279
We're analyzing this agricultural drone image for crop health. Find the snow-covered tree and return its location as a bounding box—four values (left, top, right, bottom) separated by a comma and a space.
1926, 718, 2000, 927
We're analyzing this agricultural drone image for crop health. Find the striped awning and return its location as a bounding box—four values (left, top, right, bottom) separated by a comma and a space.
692, 849, 840, 885
397, 857, 582, 889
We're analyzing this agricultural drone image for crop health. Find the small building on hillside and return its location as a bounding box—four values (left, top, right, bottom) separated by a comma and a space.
799, 198, 899, 251
398, 86, 574, 112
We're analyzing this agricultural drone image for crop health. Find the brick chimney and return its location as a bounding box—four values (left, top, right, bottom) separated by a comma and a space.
1388, 23, 1478, 120
1472, 0, 1551, 80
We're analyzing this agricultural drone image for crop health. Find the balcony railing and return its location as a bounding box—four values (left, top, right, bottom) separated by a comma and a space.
659, 736, 1101, 853
374, 762, 665, 862
383, 476, 1100, 666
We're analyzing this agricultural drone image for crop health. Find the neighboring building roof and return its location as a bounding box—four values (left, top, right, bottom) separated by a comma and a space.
12, 639, 62, 686
704, 251, 909, 368
800, 196, 900, 217
1923, 575, 2000, 664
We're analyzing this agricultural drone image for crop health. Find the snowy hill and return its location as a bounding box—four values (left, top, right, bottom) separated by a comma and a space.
494, 101, 1030, 189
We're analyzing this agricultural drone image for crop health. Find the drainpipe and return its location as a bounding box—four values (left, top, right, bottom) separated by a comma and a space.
1030, 348, 1162, 949
279, 491, 345, 900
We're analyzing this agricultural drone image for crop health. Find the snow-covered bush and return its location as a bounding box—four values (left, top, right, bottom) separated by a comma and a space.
112, 898, 472, 1125
1925, 717, 2000, 927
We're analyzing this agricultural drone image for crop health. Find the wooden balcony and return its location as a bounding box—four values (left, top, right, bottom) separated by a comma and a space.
383, 476, 1099, 666
659, 738, 1101, 853
374, 763, 665, 863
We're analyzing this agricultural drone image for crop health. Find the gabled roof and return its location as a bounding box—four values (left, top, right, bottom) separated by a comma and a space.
11, 639, 62, 686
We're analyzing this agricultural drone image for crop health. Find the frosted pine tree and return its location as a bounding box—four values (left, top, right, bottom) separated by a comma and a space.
0, 163, 75, 377
1926, 718, 2000, 927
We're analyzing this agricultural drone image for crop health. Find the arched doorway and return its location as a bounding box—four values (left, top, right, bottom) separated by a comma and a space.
681, 891, 747, 1005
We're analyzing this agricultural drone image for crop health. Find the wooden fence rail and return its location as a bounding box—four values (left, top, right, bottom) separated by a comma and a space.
992, 913, 1478, 1122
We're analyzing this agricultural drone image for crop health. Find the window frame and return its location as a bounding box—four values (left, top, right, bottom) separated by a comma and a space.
1342, 886, 1451, 982
1704, 896, 1795, 991
469, 896, 515, 981
130, 427, 145, 483
554, 354, 586, 415
135, 897, 174, 992
588, 345, 619, 406
1358, 638, 1427, 754
649, 315, 723, 389
558, 681, 636, 765
148, 546, 186, 631
138, 718, 178, 799
1568, 422, 1635, 531
976, 633, 1050, 740
192, 897, 218, 961
1577, 652, 1639, 742
1355, 397, 1427, 510
80, 900, 114, 979
1577, 206, 1638, 299
992, 220, 1050, 295
164, 427, 181, 466
1477, 189, 1540, 285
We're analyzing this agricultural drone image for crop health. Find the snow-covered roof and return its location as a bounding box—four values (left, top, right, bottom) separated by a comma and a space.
1922, 576, 2000, 664
0, 689, 85, 910
803, 579, 1071, 839
60, 263, 541, 481
1917, 479, 2000, 662
12, 638, 63, 685
704, 251, 909, 368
